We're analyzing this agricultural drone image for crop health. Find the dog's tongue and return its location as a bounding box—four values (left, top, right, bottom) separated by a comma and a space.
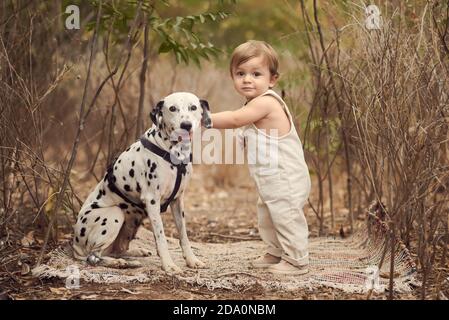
177, 130, 192, 142
172, 128, 192, 143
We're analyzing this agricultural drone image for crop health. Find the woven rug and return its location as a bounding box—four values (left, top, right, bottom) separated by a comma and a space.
32, 202, 420, 294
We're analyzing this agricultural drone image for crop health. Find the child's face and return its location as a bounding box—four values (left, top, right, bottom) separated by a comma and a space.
232, 56, 278, 100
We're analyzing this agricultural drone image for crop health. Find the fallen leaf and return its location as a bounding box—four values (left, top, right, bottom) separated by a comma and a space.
49, 287, 68, 295
120, 287, 140, 295
60, 233, 72, 240
380, 271, 400, 278
20, 231, 35, 247
21, 263, 30, 275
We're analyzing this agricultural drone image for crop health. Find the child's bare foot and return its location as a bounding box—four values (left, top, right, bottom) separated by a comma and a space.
268, 259, 308, 275
250, 253, 281, 268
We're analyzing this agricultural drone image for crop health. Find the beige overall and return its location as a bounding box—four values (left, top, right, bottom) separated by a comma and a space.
243, 89, 311, 267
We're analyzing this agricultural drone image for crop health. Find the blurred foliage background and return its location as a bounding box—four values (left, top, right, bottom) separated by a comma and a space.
1, 0, 448, 299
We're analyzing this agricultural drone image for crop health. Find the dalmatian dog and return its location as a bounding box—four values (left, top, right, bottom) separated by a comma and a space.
72, 92, 212, 273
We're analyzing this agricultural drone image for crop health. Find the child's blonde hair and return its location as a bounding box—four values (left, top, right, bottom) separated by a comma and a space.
230, 40, 279, 77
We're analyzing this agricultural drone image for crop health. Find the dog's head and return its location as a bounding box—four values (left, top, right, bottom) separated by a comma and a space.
150, 92, 211, 142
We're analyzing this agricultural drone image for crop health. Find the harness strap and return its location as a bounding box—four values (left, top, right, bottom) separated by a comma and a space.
106, 135, 191, 214
106, 166, 146, 211
140, 136, 190, 213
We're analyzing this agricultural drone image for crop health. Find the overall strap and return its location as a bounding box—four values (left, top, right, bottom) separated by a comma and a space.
262, 89, 293, 124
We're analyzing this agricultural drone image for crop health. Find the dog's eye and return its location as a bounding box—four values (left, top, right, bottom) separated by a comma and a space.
169, 106, 177, 112
190, 105, 197, 111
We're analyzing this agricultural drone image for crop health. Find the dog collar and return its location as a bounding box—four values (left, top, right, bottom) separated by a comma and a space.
139, 136, 192, 165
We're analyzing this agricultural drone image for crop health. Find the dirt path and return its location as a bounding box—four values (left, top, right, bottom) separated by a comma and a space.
0, 165, 419, 300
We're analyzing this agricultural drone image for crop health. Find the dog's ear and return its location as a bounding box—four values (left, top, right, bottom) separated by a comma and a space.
200, 99, 212, 129
150, 100, 164, 126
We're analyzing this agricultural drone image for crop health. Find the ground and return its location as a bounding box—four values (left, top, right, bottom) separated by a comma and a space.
0, 165, 423, 300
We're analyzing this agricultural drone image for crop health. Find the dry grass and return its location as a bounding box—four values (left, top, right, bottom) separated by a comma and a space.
299, 0, 449, 298
1, 1, 448, 299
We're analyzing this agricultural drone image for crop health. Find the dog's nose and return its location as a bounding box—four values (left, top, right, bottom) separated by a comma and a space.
180, 121, 192, 132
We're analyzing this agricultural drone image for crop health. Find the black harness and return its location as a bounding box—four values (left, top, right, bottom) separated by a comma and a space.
106, 166, 146, 211
106, 135, 191, 213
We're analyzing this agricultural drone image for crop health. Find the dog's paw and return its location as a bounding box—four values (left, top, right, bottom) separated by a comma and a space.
125, 260, 143, 268
125, 247, 152, 257
162, 262, 183, 274
100, 257, 142, 269
186, 256, 206, 269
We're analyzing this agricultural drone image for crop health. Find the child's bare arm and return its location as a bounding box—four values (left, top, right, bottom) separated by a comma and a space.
210, 96, 273, 129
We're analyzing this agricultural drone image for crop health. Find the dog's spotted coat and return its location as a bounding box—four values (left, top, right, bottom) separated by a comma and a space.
72, 92, 211, 272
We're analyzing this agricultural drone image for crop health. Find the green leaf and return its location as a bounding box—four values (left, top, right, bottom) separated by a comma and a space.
218, 12, 228, 19
207, 13, 216, 21
191, 54, 200, 66
158, 42, 172, 53
181, 28, 191, 41
179, 48, 189, 64
190, 32, 200, 42
173, 17, 183, 33
175, 51, 182, 63
197, 50, 209, 60
159, 0, 170, 7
